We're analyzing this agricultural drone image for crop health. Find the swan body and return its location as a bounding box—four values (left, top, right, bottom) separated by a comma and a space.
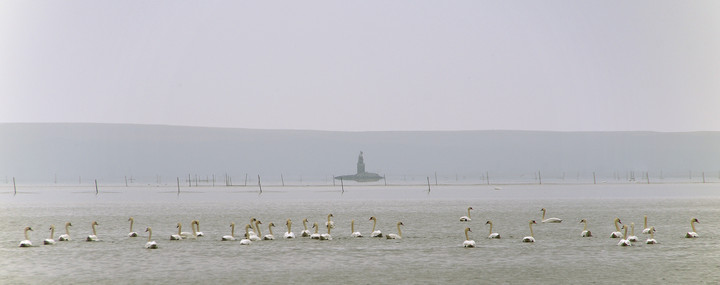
246, 218, 257, 237
460, 207, 473, 222
610, 218, 623, 238
369, 216, 383, 238
145, 227, 158, 249
579, 219, 592, 237
249, 220, 262, 241
645, 227, 657, 244
19, 227, 33, 247
86, 221, 99, 242
386, 222, 403, 239
127, 217, 138, 237
239, 224, 252, 245
320, 223, 332, 240
310, 223, 321, 239
350, 220, 363, 237
263, 222, 276, 240
617, 225, 631, 246
222, 223, 236, 241
463, 227, 476, 247
44, 225, 56, 245
541, 208, 562, 223
171, 223, 184, 240
58, 222, 72, 241
485, 220, 500, 239
642, 215, 652, 234
627, 223, 638, 242
686, 218, 699, 238
300, 218, 311, 237
522, 220, 537, 243
192, 220, 204, 237
325, 213, 336, 229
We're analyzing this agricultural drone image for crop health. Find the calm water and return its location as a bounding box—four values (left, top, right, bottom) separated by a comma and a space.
1, 184, 719, 284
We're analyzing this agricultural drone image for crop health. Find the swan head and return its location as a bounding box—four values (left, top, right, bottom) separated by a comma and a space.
530, 220, 537, 225
312, 223, 318, 229
145, 227, 151, 232
614, 218, 622, 224
397, 222, 404, 226
49, 225, 55, 230
256, 220, 263, 225
176, 223, 181, 228
128, 217, 134, 222
328, 213, 334, 218
649, 226, 656, 233
369, 216, 377, 221
269, 222, 276, 228
468, 207, 473, 211
286, 219, 291, 226
66, 222, 73, 227
230, 222, 235, 227
465, 227, 472, 233
91, 221, 99, 226
25, 226, 33, 232
485, 220, 492, 225
692, 218, 699, 223
540, 208, 546, 212
302, 218, 308, 223
579, 219, 587, 223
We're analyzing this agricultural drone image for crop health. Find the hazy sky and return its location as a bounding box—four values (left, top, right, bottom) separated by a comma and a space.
1, 1, 719, 132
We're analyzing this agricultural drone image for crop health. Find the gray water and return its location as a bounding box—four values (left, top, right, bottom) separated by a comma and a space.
2, 184, 719, 284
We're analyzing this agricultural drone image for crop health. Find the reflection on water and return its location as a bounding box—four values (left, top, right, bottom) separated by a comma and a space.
1, 184, 719, 284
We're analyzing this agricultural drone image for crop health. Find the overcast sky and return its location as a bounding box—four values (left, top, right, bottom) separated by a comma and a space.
1, 1, 718, 132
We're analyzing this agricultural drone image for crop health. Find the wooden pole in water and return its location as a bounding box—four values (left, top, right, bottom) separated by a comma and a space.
212, 174, 215, 187
188, 174, 191, 187
702, 172, 706, 183
244, 174, 248, 186
486, 171, 490, 185
384, 175, 387, 186
340, 177, 344, 193
177, 177, 180, 194
538, 171, 542, 185
434, 172, 438, 186
125, 176, 128, 187
427, 176, 431, 193
593, 172, 596, 184
281, 174, 285, 187
94, 179, 98, 195
257, 175, 262, 193
332, 175, 335, 186
13, 177, 16, 195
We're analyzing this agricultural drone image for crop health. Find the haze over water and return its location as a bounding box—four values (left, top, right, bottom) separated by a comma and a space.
2, 183, 719, 284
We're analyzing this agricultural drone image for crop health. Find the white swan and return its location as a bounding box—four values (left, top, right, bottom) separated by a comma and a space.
645, 227, 657, 244
386, 222, 404, 239
522, 220, 537, 242
540, 208, 562, 223
685, 218, 699, 238
617, 225, 631, 246
178, 222, 191, 238
579, 219, 592, 237
19, 227, 33, 247
249, 220, 262, 241
86, 221, 99, 242
320, 223, 333, 240
145, 227, 158, 249
127, 217, 138, 237
239, 224, 252, 245
610, 218, 623, 238
171, 223, 185, 240
641, 215, 652, 234
627, 222, 638, 242
460, 207, 473, 222
463, 227, 476, 248
222, 223, 236, 241
58, 222, 72, 241
485, 220, 500, 239
192, 220, 204, 237
284, 219, 296, 239
325, 213, 335, 229
369, 216, 383, 238
351, 220, 363, 237
300, 218, 311, 237
263, 222, 276, 240
44, 225, 56, 245
310, 223, 321, 239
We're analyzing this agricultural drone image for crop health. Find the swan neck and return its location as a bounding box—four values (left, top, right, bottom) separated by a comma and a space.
644, 216, 648, 228
92, 223, 97, 236
129, 219, 134, 232
50, 227, 55, 239
397, 223, 402, 237
488, 223, 493, 236
691, 220, 697, 232
467, 208, 472, 219
529, 222, 534, 237
65, 224, 70, 235
268, 225, 274, 236
303, 220, 308, 230
192, 222, 198, 236
24, 228, 30, 240
614, 219, 620, 231
465, 228, 470, 241
372, 219, 377, 232
542, 209, 546, 220
255, 222, 261, 236
177, 224, 182, 235
231, 224, 235, 237
624, 226, 628, 238
631, 223, 635, 235
147, 228, 152, 241
287, 222, 292, 233
351, 221, 355, 233
583, 221, 588, 231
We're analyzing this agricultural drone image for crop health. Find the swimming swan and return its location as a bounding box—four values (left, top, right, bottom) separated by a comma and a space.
579, 219, 592, 237
263, 222, 276, 240
685, 218, 699, 238
320, 223, 332, 240
222, 223, 236, 241
460, 207, 473, 222
610, 218, 623, 238
485, 220, 500, 239
617, 225, 631, 246
463, 227, 476, 248
171, 223, 185, 240
310, 223, 321, 239
127, 217, 138, 237
145, 227, 158, 249
326, 214, 335, 229
19, 227, 33, 247
284, 219, 296, 239
239, 224, 252, 245
369, 216, 383, 238
351, 220, 363, 237
58, 222, 72, 241
386, 222, 404, 239
627, 223, 638, 242
642, 215, 652, 234
522, 220, 537, 242
645, 227, 657, 244
300, 218, 311, 237
192, 220, 204, 237
86, 221, 99, 242
249, 220, 262, 241
44, 225, 56, 245
541, 208, 562, 223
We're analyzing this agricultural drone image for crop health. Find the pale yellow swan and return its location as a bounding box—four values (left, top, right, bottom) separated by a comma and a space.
58, 222, 72, 241
310, 223, 321, 239
642, 215, 652, 234
171, 223, 184, 240
645, 227, 657, 244
685, 218, 699, 238
249, 220, 262, 241
460, 207, 473, 222
610, 218, 623, 238
263, 222, 276, 240
192, 220, 204, 237
326, 214, 335, 229
351, 220, 363, 237
239, 224, 252, 245
145, 227, 158, 249
300, 218, 311, 237
485, 220, 500, 239
463, 227, 475, 247
522, 220, 537, 242
369, 216, 383, 237
127, 217, 138, 237
222, 223, 236, 241
579, 219, 592, 237
320, 223, 332, 240
19, 226, 33, 247
86, 221, 99, 242
386, 222, 404, 239
44, 225, 56, 245
617, 225, 631, 246
284, 219, 295, 239
627, 223, 638, 242
540, 208, 562, 223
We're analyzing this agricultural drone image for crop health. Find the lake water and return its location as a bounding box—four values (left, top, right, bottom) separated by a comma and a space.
2, 183, 719, 284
